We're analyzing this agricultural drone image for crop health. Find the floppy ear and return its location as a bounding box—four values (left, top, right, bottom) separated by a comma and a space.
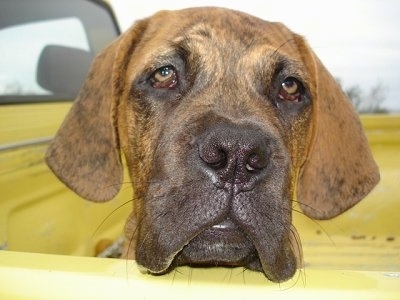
294, 35, 380, 219
46, 19, 148, 202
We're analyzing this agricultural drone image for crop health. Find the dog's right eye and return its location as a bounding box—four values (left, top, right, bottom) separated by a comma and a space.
278, 77, 302, 102
150, 66, 178, 89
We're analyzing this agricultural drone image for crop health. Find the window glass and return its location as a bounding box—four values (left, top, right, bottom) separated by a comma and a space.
0, 18, 89, 96
0, 0, 119, 103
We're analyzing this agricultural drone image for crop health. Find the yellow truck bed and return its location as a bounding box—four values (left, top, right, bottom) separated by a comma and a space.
0, 112, 399, 299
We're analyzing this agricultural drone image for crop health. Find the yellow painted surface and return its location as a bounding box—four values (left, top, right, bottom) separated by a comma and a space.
0, 106, 399, 298
0, 251, 399, 300
0, 103, 72, 145
0, 102, 132, 256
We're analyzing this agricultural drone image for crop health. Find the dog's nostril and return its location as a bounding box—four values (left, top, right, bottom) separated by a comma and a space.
207, 150, 228, 170
199, 142, 228, 170
246, 152, 268, 172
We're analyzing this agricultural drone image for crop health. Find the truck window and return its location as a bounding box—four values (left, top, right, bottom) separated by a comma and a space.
0, 18, 90, 97
0, 0, 120, 103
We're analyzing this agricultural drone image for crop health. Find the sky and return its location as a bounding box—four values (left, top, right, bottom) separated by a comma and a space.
109, 0, 400, 112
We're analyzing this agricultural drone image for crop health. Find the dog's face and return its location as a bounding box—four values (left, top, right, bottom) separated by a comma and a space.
120, 9, 314, 281
46, 8, 379, 282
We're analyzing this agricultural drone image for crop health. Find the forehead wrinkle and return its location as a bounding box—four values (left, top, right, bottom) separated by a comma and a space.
240, 42, 309, 76
172, 22, 215, 44
173, 27, 227, 79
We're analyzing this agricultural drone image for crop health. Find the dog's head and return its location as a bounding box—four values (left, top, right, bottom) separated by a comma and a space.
46, 7, 379, 282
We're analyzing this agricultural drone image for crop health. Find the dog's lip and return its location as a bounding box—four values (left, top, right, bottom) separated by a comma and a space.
173, 218, 259, 267
211, 218, 236, 230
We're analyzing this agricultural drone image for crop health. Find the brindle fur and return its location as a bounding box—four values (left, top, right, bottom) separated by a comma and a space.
46, 8, 379, 282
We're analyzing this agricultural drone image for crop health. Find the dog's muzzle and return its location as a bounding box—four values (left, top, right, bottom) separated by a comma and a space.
137, 123, 297, 282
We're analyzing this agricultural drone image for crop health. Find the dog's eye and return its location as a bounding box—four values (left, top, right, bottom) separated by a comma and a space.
151, 66, 178, 89
278, 77, 302, 102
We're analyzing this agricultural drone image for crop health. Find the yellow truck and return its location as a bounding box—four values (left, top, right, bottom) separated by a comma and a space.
0, 0, 399, 298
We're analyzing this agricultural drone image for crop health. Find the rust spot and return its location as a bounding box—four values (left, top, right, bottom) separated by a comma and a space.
95, 238, 113, 256
386, 236, 395, 242
351, 235, 366, 240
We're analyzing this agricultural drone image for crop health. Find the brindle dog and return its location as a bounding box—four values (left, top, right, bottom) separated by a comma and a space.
46, 7, 379, 282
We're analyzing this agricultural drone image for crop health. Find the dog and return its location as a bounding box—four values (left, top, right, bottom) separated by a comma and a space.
45, 7, 380, 282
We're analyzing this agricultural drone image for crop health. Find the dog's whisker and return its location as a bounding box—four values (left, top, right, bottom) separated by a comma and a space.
271, 38, 296, 58
133, 209, 171, 256
126, 228, 137, 266
290, 198, 323, 214
291, 207, 307, 216
124, 208, 152, 261
92, 199, 134, 239
170, 269, 178, 286
241, 267, 248, 285
288, 225, 304, 278
290, 202, 340, 242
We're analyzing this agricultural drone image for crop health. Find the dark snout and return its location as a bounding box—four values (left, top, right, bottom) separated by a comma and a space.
176, 123, 297, 282
137, 121, 297, 283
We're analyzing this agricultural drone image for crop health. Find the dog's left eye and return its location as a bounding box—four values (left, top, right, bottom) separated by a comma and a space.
278, 77, 302, 102
151, 66, 178, 89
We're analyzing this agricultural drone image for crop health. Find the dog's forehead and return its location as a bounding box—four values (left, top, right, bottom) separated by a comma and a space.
142, 7, 299, 58
123, 7, 306, 87
169, 8, 265, 41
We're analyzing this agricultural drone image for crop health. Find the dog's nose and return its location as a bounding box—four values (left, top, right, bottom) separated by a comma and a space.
198, 125, 269, 191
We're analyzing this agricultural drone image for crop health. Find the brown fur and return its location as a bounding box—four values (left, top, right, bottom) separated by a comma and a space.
46, 7, 379, 282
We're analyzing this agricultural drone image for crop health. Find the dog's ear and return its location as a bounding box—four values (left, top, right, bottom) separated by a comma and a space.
293, 35, 380, 219
46, 19, 148, 202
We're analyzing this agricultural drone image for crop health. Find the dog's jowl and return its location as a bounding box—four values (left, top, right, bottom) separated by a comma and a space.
46, 7, 379, 282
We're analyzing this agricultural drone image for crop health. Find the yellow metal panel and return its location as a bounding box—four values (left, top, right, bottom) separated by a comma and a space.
0, 112, 399, 297
0, 251, 399, 299
0, 102, 132, 255
0, 103, 72, 145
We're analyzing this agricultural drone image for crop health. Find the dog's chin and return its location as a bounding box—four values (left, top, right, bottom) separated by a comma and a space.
173, 219, 263, 270
138, 218, 298, 282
